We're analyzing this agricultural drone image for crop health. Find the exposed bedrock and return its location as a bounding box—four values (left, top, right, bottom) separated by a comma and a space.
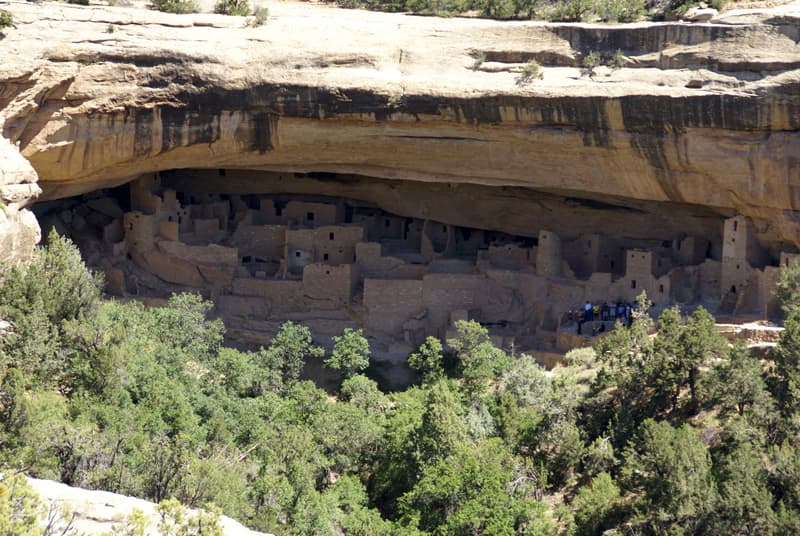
19, 88, 800, 253
0, 136, 41, 265
1, 1, 800, 253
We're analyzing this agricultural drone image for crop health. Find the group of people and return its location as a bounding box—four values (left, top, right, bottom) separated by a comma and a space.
583, 300, 634, 323
568, 300, 637, 336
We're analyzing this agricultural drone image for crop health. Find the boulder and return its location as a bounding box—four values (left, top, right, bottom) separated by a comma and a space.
682, 7, 718, 21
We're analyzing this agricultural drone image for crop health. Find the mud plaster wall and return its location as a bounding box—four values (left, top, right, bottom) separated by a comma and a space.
486, 244, 535, 271
676, 235, 708, 266
536, 231, 562, 277
302, 263, 358, 307
191, 218, 225, 243
357, 242, 428, 279
232, 278, 305, 312
285, 201, 339, 227
363, 279, 425, 336
123, 212, 155, 251
285, 228, 315, 274
159, 220, 178, 241
564, 234, 622, 277
157, 240, 238, 266
423, 273, 484, 334
190, 201, 230, 231
230, 224, 285, 261
313, 225, 364, 264
130, 175, 161, 215
217, 294, 270, 320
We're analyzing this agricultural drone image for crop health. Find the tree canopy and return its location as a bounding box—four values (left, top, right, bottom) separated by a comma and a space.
2, 236, 800, 535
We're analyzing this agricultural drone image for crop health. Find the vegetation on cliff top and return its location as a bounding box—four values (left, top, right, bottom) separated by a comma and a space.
142, 0, 723, 22
2, 232, 800, 535
323, 0, 725, 22
0, 10, 13, 29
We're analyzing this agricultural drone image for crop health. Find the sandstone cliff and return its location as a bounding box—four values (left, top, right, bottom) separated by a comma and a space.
25, 476, 272, 536
0, 0, 799, 255
0, 136, 40, 264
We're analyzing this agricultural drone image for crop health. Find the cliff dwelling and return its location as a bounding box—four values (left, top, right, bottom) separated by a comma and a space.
32, 167, 793, 379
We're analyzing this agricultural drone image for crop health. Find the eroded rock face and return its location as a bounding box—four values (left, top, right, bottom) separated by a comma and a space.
0, 136, 41, 266
25, 477, 272, 536
0, 1, 799, 255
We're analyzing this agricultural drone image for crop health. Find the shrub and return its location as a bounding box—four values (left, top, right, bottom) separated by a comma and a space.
777, 257, 800, 318
479, 0, 515, 19
578, 50, 626, 75
609, 48, 626, 69
547, 0, 592, 21
0, 10, 13, 29
598, 0, 644, 21
67, 0, 90, 5
658, 0, 711, 19
151, 0, 199, 13
571, 473, 621, 536
360, 0, 407, 11
215, 0, 250, 15
516, 60, 544, 84
470, 51, 487, 71
564, 347, 597, 367
582, 50, 601, 77
405, 0, 469, 16
472, 0, 539, 18
248, 5, 268, 25
0, 230, 103, 389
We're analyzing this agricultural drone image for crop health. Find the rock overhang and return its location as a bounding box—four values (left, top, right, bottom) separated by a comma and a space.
0, 0, 799, 252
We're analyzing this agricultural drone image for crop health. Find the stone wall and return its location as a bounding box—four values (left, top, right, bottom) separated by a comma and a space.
232, 278, 305, 313
364, 279, 425, 336
536, 231, 562, 277
313, 225, 364, 264
423, 273, 484, 333
302, 263, 358, 307
230, 224, 285, 262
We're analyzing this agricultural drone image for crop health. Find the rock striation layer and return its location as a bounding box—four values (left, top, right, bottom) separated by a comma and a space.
0, 135, 41, 265
0, 0, 799, 253
26, 476, 272, 536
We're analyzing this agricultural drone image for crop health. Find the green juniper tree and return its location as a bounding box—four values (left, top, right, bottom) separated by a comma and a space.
448, 320, 510, 401
622, 419, 716, 533
326, 328, 370, 379
408, 336, 444, 383
256, 321, 323, 393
